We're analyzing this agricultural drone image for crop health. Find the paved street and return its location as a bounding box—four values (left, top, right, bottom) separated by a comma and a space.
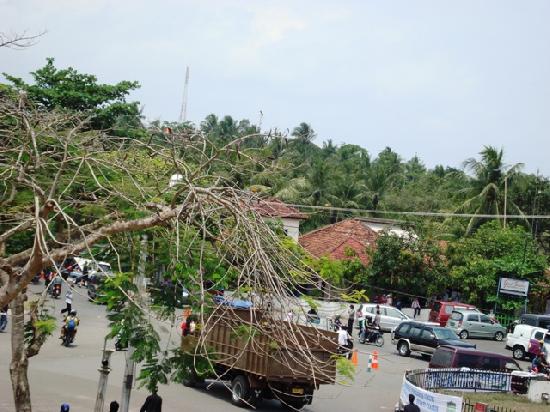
0, 285, 531, 412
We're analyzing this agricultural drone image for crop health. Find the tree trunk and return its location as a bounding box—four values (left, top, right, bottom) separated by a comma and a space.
10, 294, 32, 412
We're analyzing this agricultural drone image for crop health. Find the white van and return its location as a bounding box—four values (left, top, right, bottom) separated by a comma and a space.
505, 324, 550, 361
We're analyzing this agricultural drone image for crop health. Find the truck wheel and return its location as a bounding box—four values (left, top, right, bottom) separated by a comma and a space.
282, 399, 308, 410
512, 346, 525, 360
182, 366, 203, 388
398, 341, 410, 357
494, 332, 504, 341
231, 375, 255, 407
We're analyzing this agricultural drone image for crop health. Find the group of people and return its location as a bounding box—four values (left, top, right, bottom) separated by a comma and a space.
57, 389, 163, 411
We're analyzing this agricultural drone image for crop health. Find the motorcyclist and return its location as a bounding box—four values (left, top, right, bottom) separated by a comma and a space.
60, 310, 80, 342
50, 275, 63, 297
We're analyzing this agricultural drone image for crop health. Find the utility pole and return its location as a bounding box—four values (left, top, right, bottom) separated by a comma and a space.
120, 234, 148, 412
94, 337, 115, 412
178, 66, 190, 123
504, 173, 508, 228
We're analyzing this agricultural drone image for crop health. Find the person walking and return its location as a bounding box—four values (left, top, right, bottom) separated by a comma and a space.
0, 305, 8, 332
404, 394, 420, 412
347, 304, 355, 335
61, 288, 73, 314
140, 388, 162, 412
411, 298, 421, 319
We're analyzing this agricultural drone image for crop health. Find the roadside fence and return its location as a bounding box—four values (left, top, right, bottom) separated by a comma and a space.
406, 369, 512, 393
462, 399, 517, 412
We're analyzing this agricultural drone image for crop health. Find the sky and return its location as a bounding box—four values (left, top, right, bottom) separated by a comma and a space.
1, 0, 550, 175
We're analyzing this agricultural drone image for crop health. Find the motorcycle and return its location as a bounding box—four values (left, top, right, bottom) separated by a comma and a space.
50, 283, 61, 299
359, 326, 384, 347
62, 328, 76, 347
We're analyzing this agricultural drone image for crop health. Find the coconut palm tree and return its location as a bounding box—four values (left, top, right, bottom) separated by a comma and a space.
459, 146, 524, 234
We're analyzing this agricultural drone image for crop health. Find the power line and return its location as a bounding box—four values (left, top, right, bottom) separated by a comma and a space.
284, 203, 550, 220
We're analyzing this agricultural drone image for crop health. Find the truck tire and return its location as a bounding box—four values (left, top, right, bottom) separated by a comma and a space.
512, 346, 525, 360
282, 398, 308, 410
231, 375, 256, 407
182, 366, 203, 388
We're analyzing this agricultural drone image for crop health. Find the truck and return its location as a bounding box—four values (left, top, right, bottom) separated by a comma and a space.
181, 306, 338, 410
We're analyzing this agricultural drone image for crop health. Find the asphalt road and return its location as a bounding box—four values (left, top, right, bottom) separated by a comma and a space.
0, 285, 531, 412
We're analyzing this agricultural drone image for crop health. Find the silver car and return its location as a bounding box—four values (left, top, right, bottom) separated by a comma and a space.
361, 304, 410, 332
447, 310, 506, 341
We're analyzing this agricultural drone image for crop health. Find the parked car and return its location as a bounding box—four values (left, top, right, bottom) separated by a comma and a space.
361, 304, 410, 332
446, 310, 507, 341
392, 320, 475, 358
520, 314, 550, 329
428, 301, 478, 326
429, 346, 520, 371
505, 324, 550, 360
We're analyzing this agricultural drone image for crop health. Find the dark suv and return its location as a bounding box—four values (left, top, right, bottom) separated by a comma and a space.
392, 321, 475, 358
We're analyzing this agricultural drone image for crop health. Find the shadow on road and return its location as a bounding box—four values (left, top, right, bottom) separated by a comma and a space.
193, 380, 293, 411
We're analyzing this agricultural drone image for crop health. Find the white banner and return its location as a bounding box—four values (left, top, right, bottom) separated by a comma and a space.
499, 277, 529, 297
400, 376, 463, 412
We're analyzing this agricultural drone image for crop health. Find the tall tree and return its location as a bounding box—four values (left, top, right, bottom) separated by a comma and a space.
460, 146, 524, 234
3, 58, 141, 133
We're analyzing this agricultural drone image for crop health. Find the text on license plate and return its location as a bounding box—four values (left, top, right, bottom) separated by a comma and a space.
292, 388, 304, 395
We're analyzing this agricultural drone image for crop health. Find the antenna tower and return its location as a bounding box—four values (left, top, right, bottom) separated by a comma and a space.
178, 66, 190, 123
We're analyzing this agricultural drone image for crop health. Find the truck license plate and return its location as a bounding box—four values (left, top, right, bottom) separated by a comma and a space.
292, 388, 304, 395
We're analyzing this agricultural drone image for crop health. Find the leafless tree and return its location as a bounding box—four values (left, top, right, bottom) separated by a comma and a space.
0, 30, 45, 49
0, 92, 344, 411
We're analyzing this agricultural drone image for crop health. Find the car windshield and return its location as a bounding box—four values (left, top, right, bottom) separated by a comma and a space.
98, 264, 112, 273
433, 328, 459, 340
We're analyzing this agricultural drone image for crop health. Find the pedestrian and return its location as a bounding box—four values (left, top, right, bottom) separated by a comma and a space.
61, 288, 73, 314
285, 309, 294, 322
0, 305, 8, 332
347, 304, 355, 335
140, 388, 162, 412
109, 400, 120, 412
403, 394, 420, 412
337, 325, 352, 359
411, 298, 421, 319
396, 299, 402, 311
60, 403, 70, 412
386, 294, 393, 306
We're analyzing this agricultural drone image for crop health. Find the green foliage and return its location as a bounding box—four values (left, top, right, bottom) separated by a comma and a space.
340, 289, 370, 303
335, 356, 355, 384
447, 221, 547, 308
368, 231, 447, 296
3, 57, 141, 133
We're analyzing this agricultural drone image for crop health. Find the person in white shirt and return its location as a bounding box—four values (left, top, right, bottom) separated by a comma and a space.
337, 325, 352, 359
61, 288, 73, 314
411, 298, 421, 318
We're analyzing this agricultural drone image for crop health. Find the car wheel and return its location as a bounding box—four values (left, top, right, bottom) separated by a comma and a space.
459, 330, 469, 339
494, 332, 504, 341
398, 341, 410, 357
512, 346, 525, 360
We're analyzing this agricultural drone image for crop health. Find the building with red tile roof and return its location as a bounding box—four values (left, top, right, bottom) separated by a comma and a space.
299, 218, 379, 265
251, 197, 308, 241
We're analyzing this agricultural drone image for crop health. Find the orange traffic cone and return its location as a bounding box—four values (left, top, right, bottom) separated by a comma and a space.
372, 350, 379, 370
351, 349, 358, 366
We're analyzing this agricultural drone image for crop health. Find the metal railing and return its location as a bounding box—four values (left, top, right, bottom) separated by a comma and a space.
406, 369, 512, 392
462, 400, 517, 412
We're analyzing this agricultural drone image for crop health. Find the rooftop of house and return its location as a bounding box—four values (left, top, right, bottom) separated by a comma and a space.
251, 197, 308, 220
298, 218, 380, 265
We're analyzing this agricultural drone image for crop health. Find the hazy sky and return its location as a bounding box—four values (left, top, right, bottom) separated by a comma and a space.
1, 0, 549, 175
